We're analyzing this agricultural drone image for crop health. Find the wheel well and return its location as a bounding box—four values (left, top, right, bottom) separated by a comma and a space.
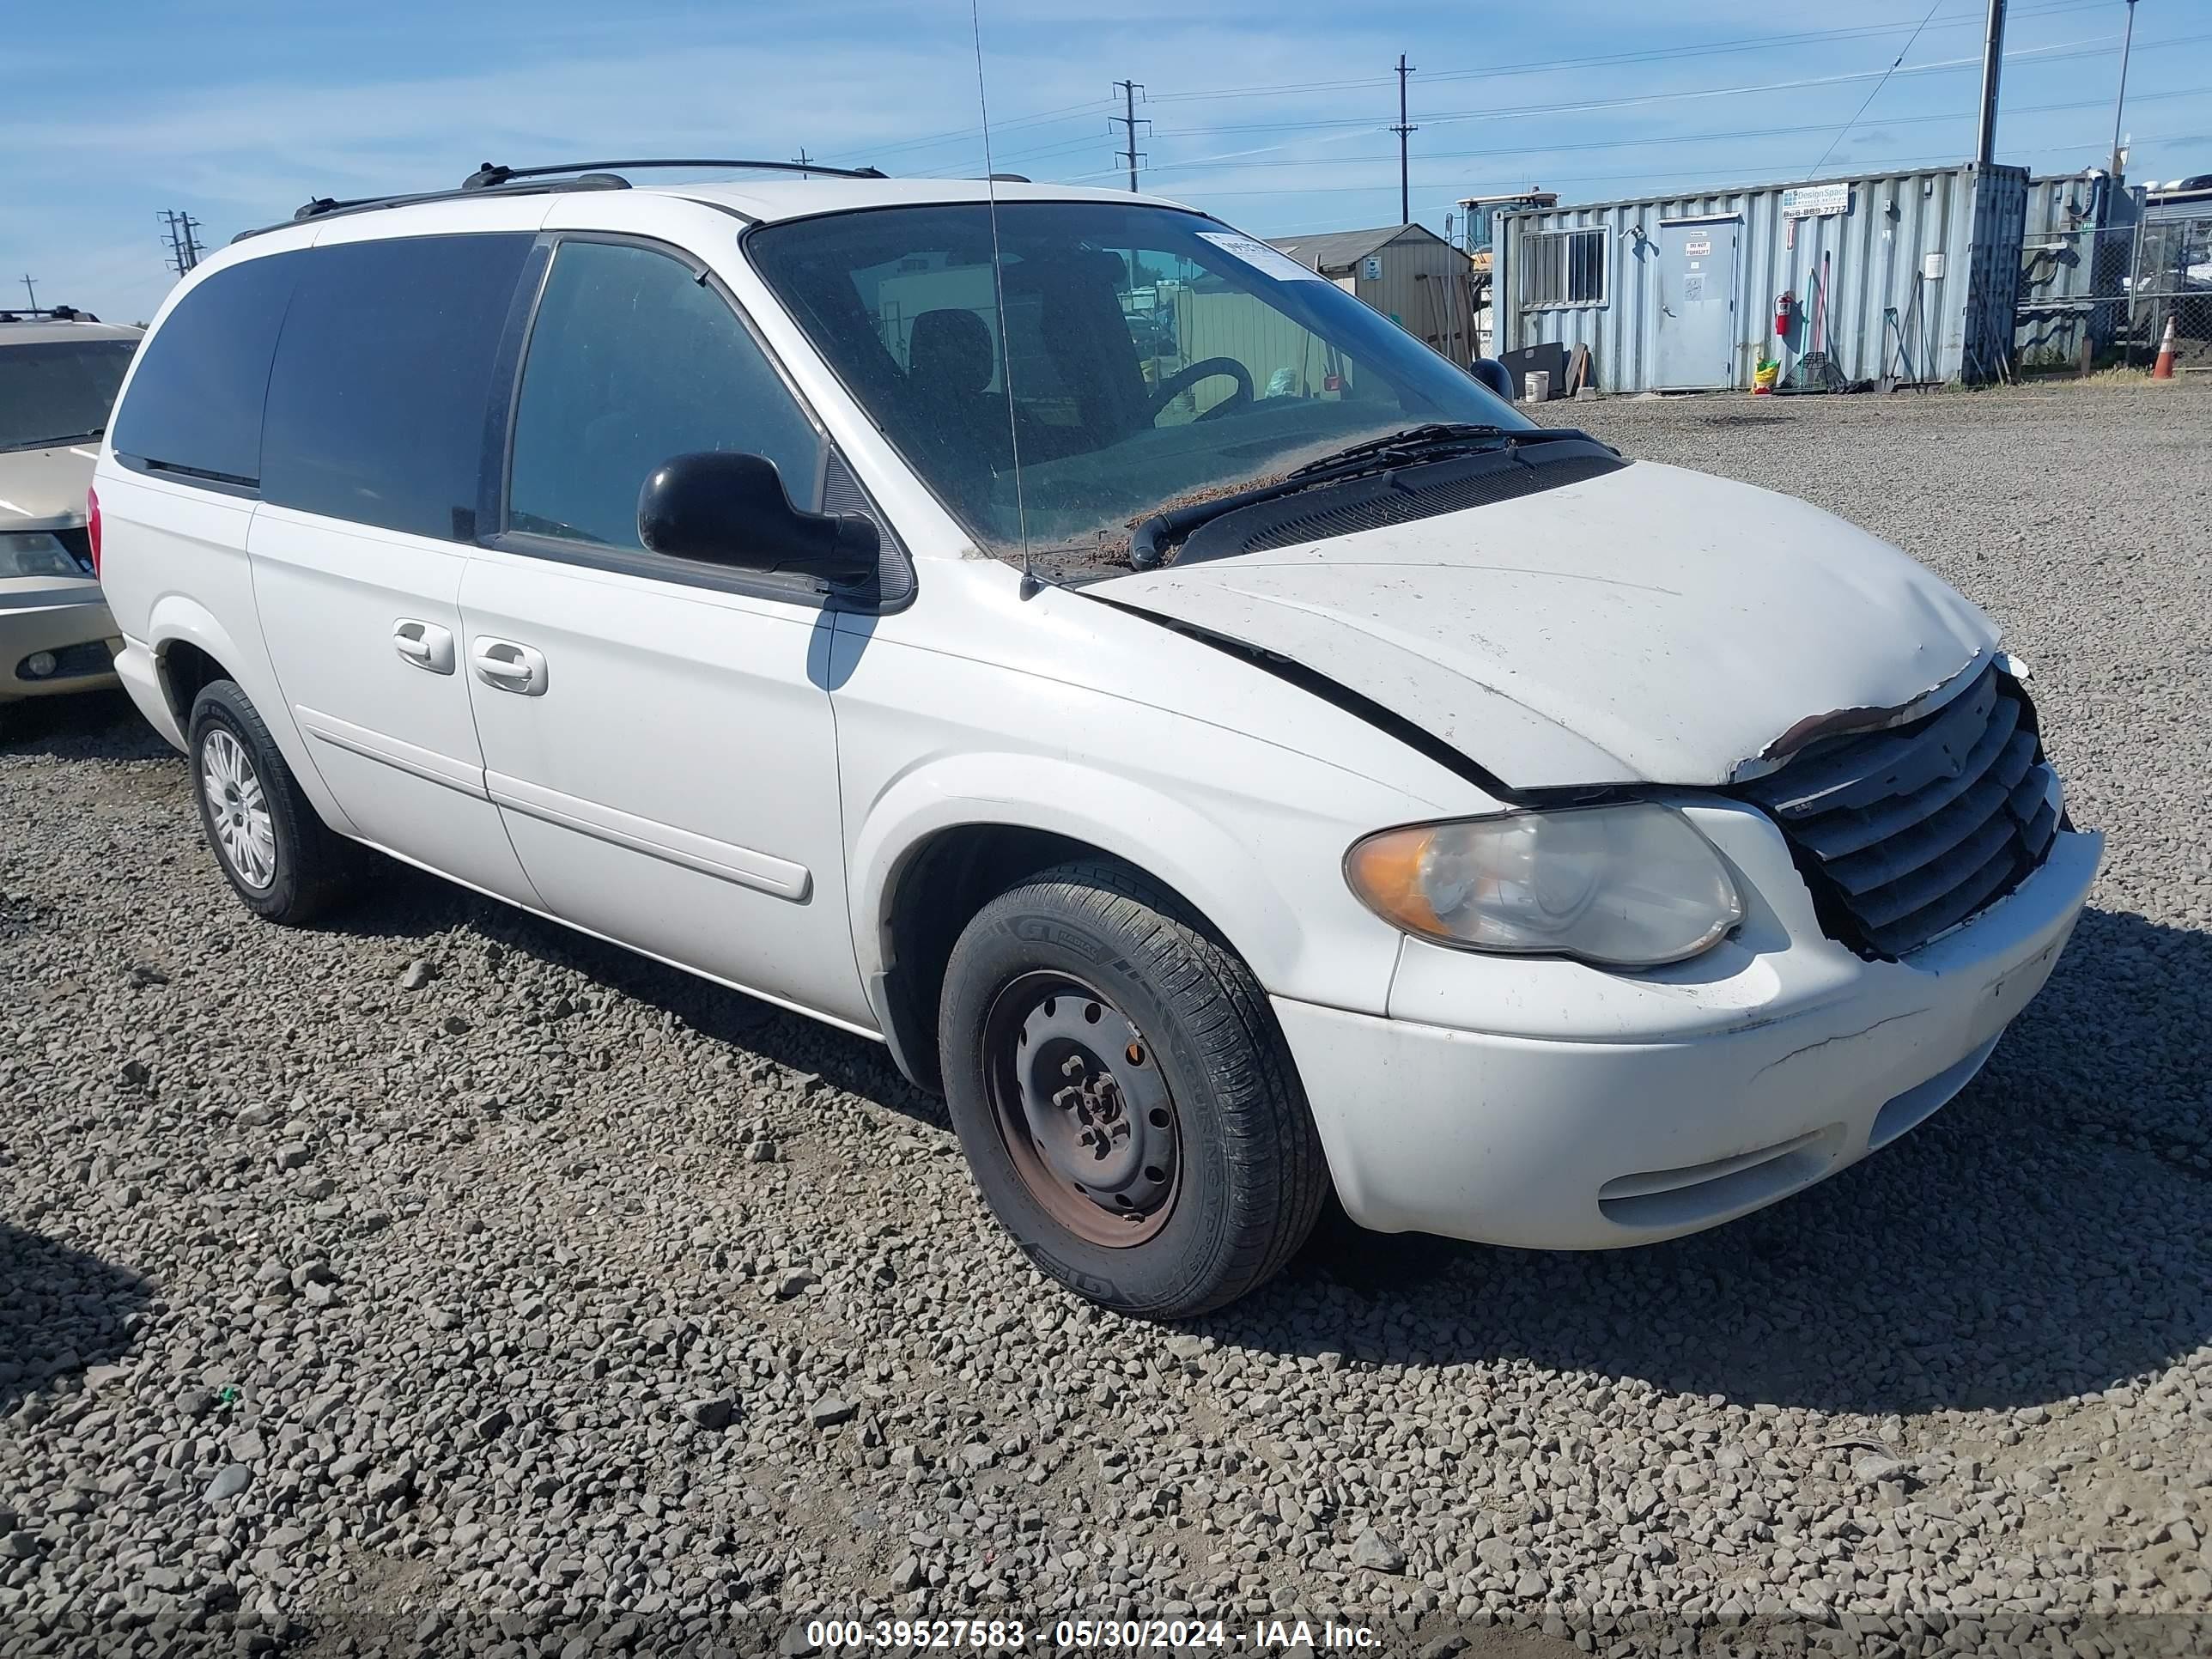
159, 641, 229, 726
882, 825, 1156, 1095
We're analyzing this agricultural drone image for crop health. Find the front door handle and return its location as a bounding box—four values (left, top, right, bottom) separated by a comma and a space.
470, 637, 548, 696
392, 618, 455, 674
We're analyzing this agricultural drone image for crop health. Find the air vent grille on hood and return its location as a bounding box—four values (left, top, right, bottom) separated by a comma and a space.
1178, 440, 1627, 564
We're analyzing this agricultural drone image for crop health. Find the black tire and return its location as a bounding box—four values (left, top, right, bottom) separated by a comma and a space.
938, 860, 1328, 1319
186, 679, 360, 924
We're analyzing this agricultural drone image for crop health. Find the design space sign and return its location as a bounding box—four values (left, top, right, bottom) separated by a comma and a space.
1782, 183, 1852, 218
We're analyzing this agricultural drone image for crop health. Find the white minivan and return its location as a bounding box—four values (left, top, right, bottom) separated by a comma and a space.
94, 163, 2100, 1317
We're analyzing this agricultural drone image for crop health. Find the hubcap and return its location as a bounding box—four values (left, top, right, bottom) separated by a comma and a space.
983, 972, 1181, 1248
200, 727, 276, 890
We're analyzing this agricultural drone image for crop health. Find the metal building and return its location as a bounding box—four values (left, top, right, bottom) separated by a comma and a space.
1492, 162, 2030, 393
1267, 224, 1475, 366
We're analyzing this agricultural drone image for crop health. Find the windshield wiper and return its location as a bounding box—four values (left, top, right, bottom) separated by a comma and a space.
1285, 421, 1584, 477
1127, 422, 1605, 570
4, 427, 104, 452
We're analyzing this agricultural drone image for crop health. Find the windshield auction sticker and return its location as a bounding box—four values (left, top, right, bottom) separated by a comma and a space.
1197, 230, 1329, 283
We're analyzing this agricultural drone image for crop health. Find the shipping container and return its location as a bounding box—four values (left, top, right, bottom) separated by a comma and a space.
1493, 162, 2029, 393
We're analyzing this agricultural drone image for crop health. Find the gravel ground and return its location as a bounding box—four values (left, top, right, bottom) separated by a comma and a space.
3, 380, 2210, 1659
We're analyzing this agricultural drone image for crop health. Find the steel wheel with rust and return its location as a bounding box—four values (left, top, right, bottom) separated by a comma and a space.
939, 860, 1329, 1319
984, 971, 1182, 1249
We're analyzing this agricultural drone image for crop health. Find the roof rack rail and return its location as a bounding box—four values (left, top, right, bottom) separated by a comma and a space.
0, 305, 99, 323
460, 158, 887, 190
233, 155, 890, 243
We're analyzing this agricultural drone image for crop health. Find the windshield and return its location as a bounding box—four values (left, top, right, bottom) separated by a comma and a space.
0, 337, 138, 453
745, 202, 1530, 574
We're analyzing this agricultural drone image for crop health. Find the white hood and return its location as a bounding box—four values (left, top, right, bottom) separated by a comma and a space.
0, 442, 100, 529
1099, 460, 1999, 789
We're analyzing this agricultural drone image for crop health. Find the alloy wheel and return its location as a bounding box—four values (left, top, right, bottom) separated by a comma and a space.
200, 726, 277, 890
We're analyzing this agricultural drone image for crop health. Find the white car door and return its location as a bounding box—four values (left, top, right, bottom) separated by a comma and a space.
458, 234, 870, 1028
247, 228, 544, 905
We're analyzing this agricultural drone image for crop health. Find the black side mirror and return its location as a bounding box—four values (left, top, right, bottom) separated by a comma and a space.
1471, 357, 1517, 401
636, 452, 878, 584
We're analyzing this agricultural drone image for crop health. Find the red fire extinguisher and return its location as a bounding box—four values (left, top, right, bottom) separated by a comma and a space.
1774, 290, 1796, 336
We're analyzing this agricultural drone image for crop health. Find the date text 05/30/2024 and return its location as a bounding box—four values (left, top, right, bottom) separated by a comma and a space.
803, 1618, 1382, 1650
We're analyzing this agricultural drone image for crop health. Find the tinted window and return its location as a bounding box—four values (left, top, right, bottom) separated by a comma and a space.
507, 240, 820, 550
0, 339, 140, 453
110, 252, 301, 483
262, 234, 532, 539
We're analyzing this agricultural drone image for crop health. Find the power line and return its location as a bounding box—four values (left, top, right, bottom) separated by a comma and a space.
1205, 127, 2191, 209
1808, 0, 1948, 176
810, 0, 2109, 179
1107, 84, 2210, 178
1110, 80, 1147, 192
1060, 26, 2197, 185
1146, 0, 2106, 103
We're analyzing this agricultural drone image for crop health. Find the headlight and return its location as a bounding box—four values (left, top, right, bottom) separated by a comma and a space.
1344, 803, 1743, 968
0, 532, 84, 579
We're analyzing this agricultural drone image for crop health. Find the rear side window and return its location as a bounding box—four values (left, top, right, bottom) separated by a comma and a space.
262, 234, 533, 540
507, 240, 822, 550
110, 252, 302, 485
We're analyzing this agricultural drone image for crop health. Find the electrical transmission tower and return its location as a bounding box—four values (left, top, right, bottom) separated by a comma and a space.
1110, 80, 1149, 192
160, 210, 204, 276
1391, 54, 1418, 226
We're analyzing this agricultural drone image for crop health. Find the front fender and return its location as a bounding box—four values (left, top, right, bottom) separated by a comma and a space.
847, 750, 1405, 1018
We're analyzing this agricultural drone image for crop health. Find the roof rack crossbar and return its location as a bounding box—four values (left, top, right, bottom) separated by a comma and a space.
463, 157, 885, 189
0, 305, 99, 323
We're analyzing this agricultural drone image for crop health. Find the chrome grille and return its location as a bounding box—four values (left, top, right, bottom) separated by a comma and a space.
1741, 665, 2060, 958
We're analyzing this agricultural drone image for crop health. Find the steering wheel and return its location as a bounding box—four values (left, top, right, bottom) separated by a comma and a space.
1146, 356, 1254, 424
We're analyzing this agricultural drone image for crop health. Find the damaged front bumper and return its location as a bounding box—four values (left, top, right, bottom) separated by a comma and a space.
1272, 799, 2102, 1250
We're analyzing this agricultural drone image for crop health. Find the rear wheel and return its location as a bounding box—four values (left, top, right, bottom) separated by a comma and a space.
187, 680, 360, 924
939, 860, 1328, 1318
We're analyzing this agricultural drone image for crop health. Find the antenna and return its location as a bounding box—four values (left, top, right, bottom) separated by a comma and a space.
969, 1, 1033, 591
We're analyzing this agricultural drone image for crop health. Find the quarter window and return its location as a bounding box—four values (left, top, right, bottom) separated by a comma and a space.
1522, 228, 1607, 308
110, 252, 303, 485
507, 240, 821, 551
260, 234, 534, 539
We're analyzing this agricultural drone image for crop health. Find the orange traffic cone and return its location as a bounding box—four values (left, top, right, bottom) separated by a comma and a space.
2152, 314, 2178, 380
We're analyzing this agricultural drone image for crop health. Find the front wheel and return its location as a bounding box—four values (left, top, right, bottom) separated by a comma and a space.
939, 861, 1328, 1318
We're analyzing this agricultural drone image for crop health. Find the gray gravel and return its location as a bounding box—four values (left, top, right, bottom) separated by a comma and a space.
4, 380, 2210, 1657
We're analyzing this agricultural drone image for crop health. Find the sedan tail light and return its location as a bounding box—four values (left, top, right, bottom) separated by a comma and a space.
87, 486, 101, 577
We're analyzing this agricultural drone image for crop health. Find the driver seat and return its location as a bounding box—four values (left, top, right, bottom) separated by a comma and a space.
907, 309, 1019, 468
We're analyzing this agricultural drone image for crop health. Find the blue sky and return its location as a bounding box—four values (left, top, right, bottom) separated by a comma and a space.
4, 0, 2207, 323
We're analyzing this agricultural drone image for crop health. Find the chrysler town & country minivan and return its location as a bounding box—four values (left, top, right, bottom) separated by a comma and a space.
93, 163, 2100, 1316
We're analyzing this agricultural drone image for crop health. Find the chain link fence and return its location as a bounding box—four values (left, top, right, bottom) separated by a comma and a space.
2127, 209, 2212, 371
2018, 203, 2212, 373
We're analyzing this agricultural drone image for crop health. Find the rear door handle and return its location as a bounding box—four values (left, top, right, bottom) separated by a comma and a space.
392, 618, 455, 674
470, 637, 548, 696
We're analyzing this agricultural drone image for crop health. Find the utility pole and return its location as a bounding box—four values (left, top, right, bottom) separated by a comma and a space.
1973, 0, 2007, 169
2108, 0, 2139, 182
20, 274, 37, 311
159, 210, 204, 277
1391, 54, 1418, 226
1110, 80, 1147, 192
792, 149, 813, 178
